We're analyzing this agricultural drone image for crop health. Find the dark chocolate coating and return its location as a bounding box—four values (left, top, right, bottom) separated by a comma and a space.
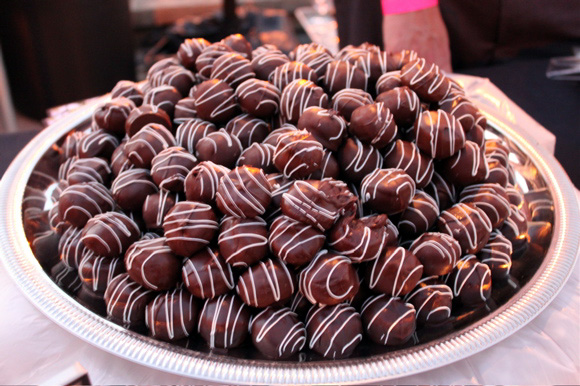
349, 102, 398, 149
93, 98, 135, 137
250, 307, 306, 359
294, 47, 333, 80
143, 85, 182, 117
404, 277, 452, 326
60, 131, 84, 161
225, 114, 270, 148
59, 182, 115, 228
237, 143, 277, 173
262, 125, 297, 146
446, 254, 492, 306
498, 204, 528, 244
251, 49, 290, 81
466, 123, 485, 147
478, 231, 513, 279
125, 105, 172, 137
151, 146, 198, 192
265, 174, 293, 221
125, 236, 182, 291
221, 34, 252, 59
360, 168, 416, 215
297, 107, 347, 152
338, 137, 383, 184
216, 166, 272, 218
163, 201, 219, 257
151, 65, 196, 97
438, 202, 493, 254
328, 213, 389, 262
414, 110, 465, 159
177, 37, 211, 70
375, 86, 421, 128
104, 273, 156, 328
51, 261, 83, 294
81, 211, 140, 258
174, 97, 198, 124
195, 43, 234, 78
307, 150, 340, 180
237, 258, 295, 308
184, 161, 230, 204
147, 57, 179, 80
193, 79, 237, 124
269, 215, 325, 266
145, 289, 199, 342
439, 93, 486, 133
142, 190, 179, 231
218, 216, 268, 267
280, 79, 329, 124
62, 157, 111, 186
273, 129, 324, 179
175, 118, 217, 154
111, 168, 159, 212
355, 49, 389, 84
484, 138, 510, 167
397, 190, 439, 237
77, 129, 119, 160
210, 53, 255, 89
270, 61, 318, 91
182, 247, 235, 299
331, 88, 373, 121
484, 159, 509, 187
125, 123, 176, 168
388, 49, 419, 71
409, 232, 461, 276
424, 171, 456, 211
367, 246, 424, 296
383, 140, 434, 189
78, 251, 125, 294
439, 141, 489, 186
195, 129, 242, 168
291, 43, 332, 61
236, 79, 280, 118
375, 71, 402, 94
400, 58, 451, 103
306, 303, 363, 359
459, 183, 510, 228
111, 80, 143, 107
361, 295, 416, 345
324, 60, 368, 94
198, 294, 250, 349
58, 227, 86, 268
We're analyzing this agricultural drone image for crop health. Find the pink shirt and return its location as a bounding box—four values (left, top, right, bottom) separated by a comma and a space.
381, 0, 439, 15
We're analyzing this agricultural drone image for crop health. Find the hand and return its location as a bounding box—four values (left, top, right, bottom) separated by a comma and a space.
382, 6, 452, 73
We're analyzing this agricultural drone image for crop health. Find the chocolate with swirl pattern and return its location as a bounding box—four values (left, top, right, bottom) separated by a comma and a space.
59, 226, 86, 268
423, 171, 456, 212
270, 61, 318, 91
225, 114, 270, 148
78, 250, 125, 294
112, 168, 158, 212
250, 307, 306, 359
478, 231, 513, 279
397, 190, 439, 237
375, 71, 402, 94
184, 161, 230, 204
195, 128, 243, 168
273, 129, 324, 179
218, 216, 269, 267
125, 123, 176, 168
93, 97, 135, 137
446, 254, 492, 306
104, 273, 156, 328
77, 129, 119, 160
193, 79, 237, 124
367, 246, 423, 296
125, 105, 172, 137
237, 142, 277, 173
280, 79, 328, 124
151, 146, 198, 191
349, 102, 398, 149
375, 86, 421, 128
142, 190, 179, 231
404, 276, 452, 326
182, 247, 235, 299
361, 295, 416, 346
145, 289, 199, 342
269, 215, 325, 266
236, 78, 280, 118
331, 88, 373, 121
459, 183, 510, 228
338, 137, 383, 184
175, 118, 217, 154
251, 49, 290, 81
111, 80, 143, 107
409, 232, 461, 276
195, 43, 234, 78
177, 37, 210, 70
439, 140, 489, 187
59, 181, 116, 228
400, 58, 451, 103
297, 107, 347, 151
414, 109, 465, 159
237, 258, 295, 308
324, 60, 368, 94
81, 211, 140, 258
210, 52, 255, 89
216, 166, 272, 218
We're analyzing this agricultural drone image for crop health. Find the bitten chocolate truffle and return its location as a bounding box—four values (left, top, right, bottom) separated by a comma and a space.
93, 98, 135, 137
360, 168, 416, 215
404, 277, 452, 326
104, 273, 155, 328
163, 201, 219, 256
59, 182, 115, 228
297, 107, 347, 151
184, 161, 230, 204
273, 129, 324, 179
270, 61, 318, 91
397, 190, 439, 237
269, 215, 325, 266
175, 118, 217, 154
111, 169, 158, 212
331, 88, 373, 121
324, 60, 368, 94
446, 254, 492, 306
349, 102, 398, 149
237, 258, 295, 308
81, 211, 140, 258
375, 86, 421, 128
210, 53, 255, 89
438, 203, 492, 254
142, 190, 179, 231
367, 247, 423, 296
409, 232, 461, 276
280, 79, 328, 124
328, 213, 389, 262
306, 303, 363, 359
218, 216, 268, 267
216, 166, 272, 218
198, 294, 250, 349
182, 247, 235, 299
414, 110, 466, 159
400, 58, 450, 102
383, 140, 434, 189
361, 295, 416, 345
250, 307, 306, 359
125, 105, 172, 137
145, 289, 198, 341
177, 37, 211, 70
439, 141, 489, 186
194, 79, 237, 124
124, 123, 176, 168
236, 79, 280, 118
478, 231, 513, 279
151, 146, 198, 191
225, 114, 270, 148
338, 137, 383, 184
111, 80, 143, 106
459, 183, 510, 228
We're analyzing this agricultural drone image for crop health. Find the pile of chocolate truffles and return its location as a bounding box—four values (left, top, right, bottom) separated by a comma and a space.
44, 34, 529, 360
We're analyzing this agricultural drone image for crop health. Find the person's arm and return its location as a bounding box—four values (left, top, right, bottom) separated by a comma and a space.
382, 0, 452, 72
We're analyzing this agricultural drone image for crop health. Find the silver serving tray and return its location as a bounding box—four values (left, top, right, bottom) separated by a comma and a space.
0, 97, 578, 384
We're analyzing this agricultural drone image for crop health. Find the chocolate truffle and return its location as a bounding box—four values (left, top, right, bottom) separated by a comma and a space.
78, 251, 125, 294
177, 37, 211, 70
289, 291, 312, 317
361, 295, 416, 346
125, 123, 176, 168
349, 102, 398, 149
125, 105, 172, 137
182, 247, 235, 299
58, 227, 86, 268
375, 71, 402, 94
438, 202, 493, 254
446, 254, 492, 306
151, 146, 198, 191
331, 88, 373, 121
273, 129, 324, 179
265, 174, 293, 221
237, 143, 277, 173
147, 57, 178, 79
439, 141, 489, 186
262, 124, 297, 146
236, 79, 281, 118
307, 150, 340, 180
195, 43, 234, 78
367, 246, 423, 296
388, 49, 419, 71
77, 129, 119, 160
297, 107, 347, 151
498, 204, 528, 244
484, 158, 509, 187
198, 294, 250, 349
175, 118, 217, 154
294, 47, 333, 78
280, 179, 357, 231
375, 86, 421, 128
404, 277, 453, 326
484, 138, 510, 167
218, 216, 269, 267
459, 183, 510, 228
237, 258, 295, 308
193, 79, 237, 124
184, 161, 230, 204
51, 261, 83, 294
145, 289, 199, 341
210, 53, 255, 88
383, 140, 434, 189
414, 110, 466, 159
93, 98, 136, 137
360, 168, 416, 215
306, 303, 363, 359
195, 129, 243, 168
142, 190, 179, 231
355, 49, 389, 83
397, 190, 439, 237
409, 232, 461, 276
338, 137, 383, 184
250, 307, 306, 359
269, 215, 325, 266
251, 49, 290, 81
60, 131, 84, 161
280, 79, 329, 124
424, 171, 456, 211
221, 34, 252, 59
174, 97, 198, 124
270, 61, 318, 91
163, 201, 219, 257
143, 85, 182, 117
216, 166, 272, 218
465, 123, 485, 147
111, 80, 143, 106
111, 168, 158, 212
478, 231, 513, 279
291, 42, 332, 60
328, 213, 389, 262
438, 93, 485, 133
59, 182, 115, 228
62, 157, 111, 186
81, 211, 140, 258
225, 114, 270, 148
104, 273, 156, 328
400, 58, 450, 102
324, 60, 368, 94
151, 65, 196, 97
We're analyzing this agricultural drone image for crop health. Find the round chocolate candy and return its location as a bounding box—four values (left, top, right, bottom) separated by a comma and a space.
349, 102, 398, 149
111, 80, 143, 106
60, 131, 84, 161
59, 182, 115, 228
51, 261, 82, 294
125, 105, 172, 137
184, 161, 230, 204
145, 289, 198, 342
273, 129, 324, 179
237, 143, 276, 173
210, 52, 255, 89
355, 49, 389, 84
459, 183, 510, 228
142, 190, 179, 231
262, 124, 297, 146
294, 47, 333, 80
404, 276, 452, 326
163, 201, 219, 256
175, 118, 217, 154
367, 246, 423, 296
424, 171, 456, 212
484, 158, 509, 187
78, 251, 125, 294
236, 78, 280, 118
484, 138, 510, 167
299, 250, 359, 306
151, 65, 196, 97
439, 93, 486, 133
338, 137, 383, 184
397, 190, 439, 237
218, 216, 268, 267
104, 273, 156, 328
498, 203, 528, 244
409, 232, 461, 276
270, 61, 318, 91
465, 123, 485, 147
446, 254, 492, 306
328, 213, 389, 262
93, 98, 135, 137
195, 43, 234, 78
388, 49, 419, 71
361, 295, 416, 346
478, 231, 513, 279
383, 139, 434, 189
143, 85, 182, 117
307, 150, 340, 180
400, 58, 451, 102
438, 202, 493, 255
125, 236, 182, 291
124, 123, 176, 168
269, 214, 325, 266
221, 34, 252, 59
182, 247, 235, 299
58, 227, 86, 268
375, 71, 402, 94
198, 294, 250, 349
195, 129, 242, 168
81, 211, 140, 258
111, 169, 158, 212
297, 107, 347, 151
251, 49, 290, 81
147, 57, 179, 79
331, 88, 373, 121
291, 42, 332, 60
194, 79, 237, 124
250, 307, 306, 359
360, 168, 416, 215
225, 114, 270, 148
265, 174, 293, 221
280, 79, 328, 124
237, 258, 295, 308
174, 97, 197, 124
77, 129, 119, 160
62, 157, 111, 186
324, 60, 368, 94
280, 179, 357, 231
151, 146, 198, 191
177, 37, 210, 70
216, 166, 272, 218
414, 110, 465, 159
306, 303, 363, 359
439, 140, 489, 186
375, 86, 421, 128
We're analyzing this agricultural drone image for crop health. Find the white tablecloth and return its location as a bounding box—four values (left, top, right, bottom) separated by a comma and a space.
1, 76, 578, 385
